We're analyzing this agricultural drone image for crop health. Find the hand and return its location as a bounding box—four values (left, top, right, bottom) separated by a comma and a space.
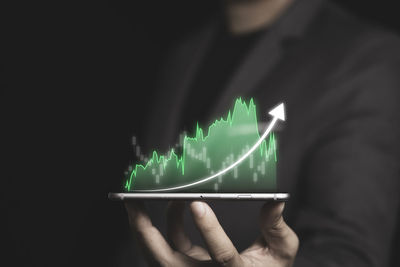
125, 200, 298, 267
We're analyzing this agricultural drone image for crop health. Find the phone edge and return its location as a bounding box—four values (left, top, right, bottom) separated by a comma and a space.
108, 192, 289, 201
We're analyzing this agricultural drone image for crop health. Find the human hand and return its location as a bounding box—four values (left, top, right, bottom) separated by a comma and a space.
125, 200, 298, 267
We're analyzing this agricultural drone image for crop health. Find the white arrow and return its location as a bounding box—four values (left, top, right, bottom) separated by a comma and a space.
134, 103, 286, 192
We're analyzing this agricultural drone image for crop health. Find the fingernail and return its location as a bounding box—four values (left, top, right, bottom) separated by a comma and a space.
190, 201, 206, 218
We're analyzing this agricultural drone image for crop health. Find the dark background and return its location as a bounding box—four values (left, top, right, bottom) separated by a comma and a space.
2, 1, 399, 266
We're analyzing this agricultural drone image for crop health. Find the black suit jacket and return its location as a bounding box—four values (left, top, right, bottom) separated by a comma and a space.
127, 0, 400, 266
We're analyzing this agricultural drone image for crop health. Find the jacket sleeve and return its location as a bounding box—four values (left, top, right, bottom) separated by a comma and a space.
293, 60, 400, 267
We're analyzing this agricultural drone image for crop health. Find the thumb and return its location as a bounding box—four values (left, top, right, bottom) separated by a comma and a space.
259, 202, 299, 261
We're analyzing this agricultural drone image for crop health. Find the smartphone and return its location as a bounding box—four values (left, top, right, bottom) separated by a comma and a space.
108, 192, 289, 201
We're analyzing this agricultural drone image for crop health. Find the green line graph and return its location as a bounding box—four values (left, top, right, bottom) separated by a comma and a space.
125, 98, 277, 193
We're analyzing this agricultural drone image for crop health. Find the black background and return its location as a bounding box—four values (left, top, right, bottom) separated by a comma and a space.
2, 1, 400, 266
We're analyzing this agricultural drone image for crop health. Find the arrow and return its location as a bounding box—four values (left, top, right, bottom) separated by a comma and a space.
134, 103, 286, 192
268, 103, 285, 121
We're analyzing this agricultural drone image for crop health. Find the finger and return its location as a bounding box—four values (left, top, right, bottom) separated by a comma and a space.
166, 201, 211, 260
125, 201, 187, 266
259, 202, 299, 260
189, 201, 244, 267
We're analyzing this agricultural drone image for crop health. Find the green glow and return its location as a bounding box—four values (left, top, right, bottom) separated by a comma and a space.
125, 98, 277, 193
